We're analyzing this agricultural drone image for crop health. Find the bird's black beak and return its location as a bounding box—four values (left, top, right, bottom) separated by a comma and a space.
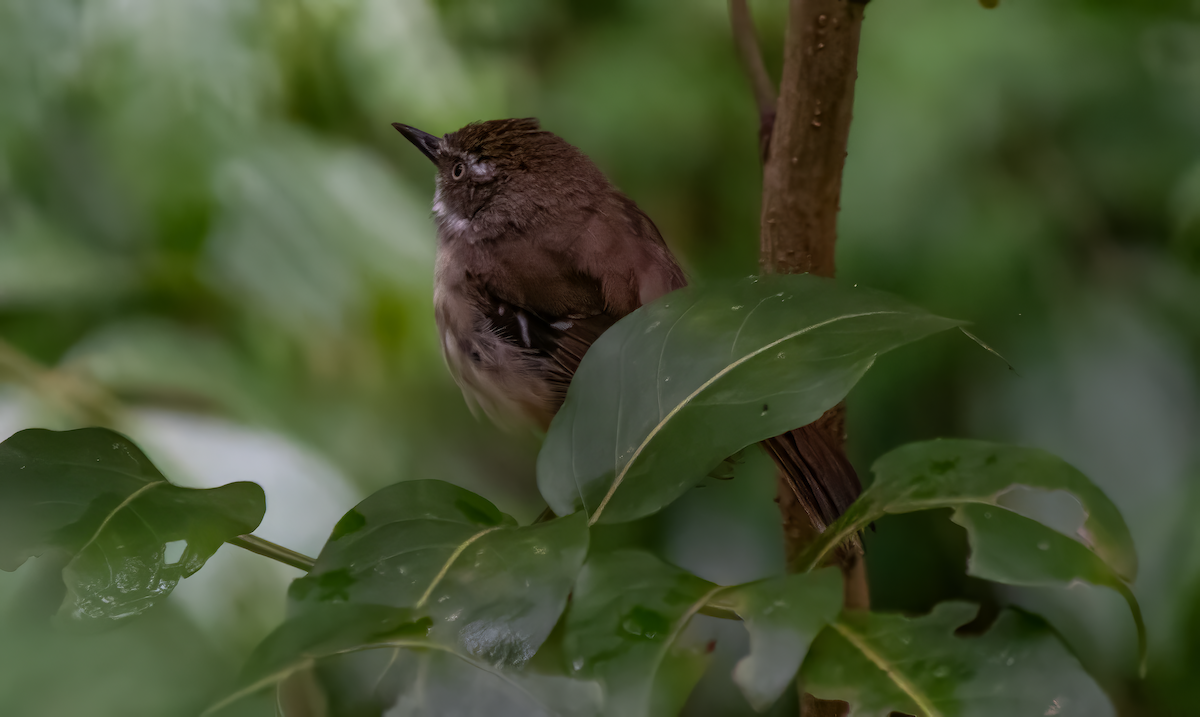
392, 123, 441, 164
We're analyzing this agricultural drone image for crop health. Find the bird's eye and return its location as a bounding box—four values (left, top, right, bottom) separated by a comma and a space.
452, 162, 466, 179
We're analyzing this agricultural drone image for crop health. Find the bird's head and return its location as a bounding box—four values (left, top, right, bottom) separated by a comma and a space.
393, 118, 606, 239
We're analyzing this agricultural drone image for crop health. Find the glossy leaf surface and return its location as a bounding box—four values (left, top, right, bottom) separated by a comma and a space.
206, 603, 601, 717
564, 551, 845, 716
0, 427, 264, 625
710, 568, 843, 712
794, 440, 1143, 666
289, 480, 589, 668
563, 550, 719, 717
951, 503, 1145, 667
802, 602, 1114, 717
538, 274, 960, 524
796, 440, 1137, 581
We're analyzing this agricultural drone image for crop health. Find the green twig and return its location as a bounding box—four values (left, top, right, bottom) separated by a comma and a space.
228, 534, 317, 572
0, 337, 122, 425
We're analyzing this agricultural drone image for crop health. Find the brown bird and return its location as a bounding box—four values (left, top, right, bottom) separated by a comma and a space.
394, 117, 860, 534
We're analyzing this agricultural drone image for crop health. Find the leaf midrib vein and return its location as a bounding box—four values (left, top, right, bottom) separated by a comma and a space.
588, 310, 901, 524
73, 480, 166, 562
414, 526, 502, 609
645, 584, 724, 702
831, 619, 943, 717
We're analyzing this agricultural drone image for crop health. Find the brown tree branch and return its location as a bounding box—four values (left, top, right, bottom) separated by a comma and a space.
760, 0, 866, 278
729, 0, 778, 161
742, 0, 870, 712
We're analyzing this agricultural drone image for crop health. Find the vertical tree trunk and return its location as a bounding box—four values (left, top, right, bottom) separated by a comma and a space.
746, 0, 870, 712
760, 0, 865, 276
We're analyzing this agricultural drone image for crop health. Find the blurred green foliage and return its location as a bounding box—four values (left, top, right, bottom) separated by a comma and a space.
1, 0, 1199, 714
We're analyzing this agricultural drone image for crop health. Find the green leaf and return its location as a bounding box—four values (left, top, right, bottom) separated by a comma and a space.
563, 550, 719, 717
288, 480, 589, 668
797, 440, 1136, 581
319, 647, 604, 717
951, 504, 1146, 671
205, 603, 601, 717
801, 602, 1115, 717
793, 440, 1143, 669
564, 552, 844, 716
537, 275, 960, 524
708, 568, 844, 712
0, 427, 265, 626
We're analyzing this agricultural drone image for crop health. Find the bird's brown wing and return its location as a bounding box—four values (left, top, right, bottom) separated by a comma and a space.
475, 293, 617, 403
476, 198, 861, 539
473, 198, 686, 412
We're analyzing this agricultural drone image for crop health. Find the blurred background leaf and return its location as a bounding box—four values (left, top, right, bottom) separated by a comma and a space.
1, 0, 1198, 713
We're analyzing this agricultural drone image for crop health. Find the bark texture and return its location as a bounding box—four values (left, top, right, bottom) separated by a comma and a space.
760, 0, 866, 278
749, 0, 869, 712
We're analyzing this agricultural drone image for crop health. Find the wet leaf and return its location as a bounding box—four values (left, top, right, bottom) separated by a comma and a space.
563, 550, 718, 717
289, 480, 588, 668
537, 275, 960, 524
564, 552, 845, 716
951, 504, 1146, 670
796, 440, 1136, 581
801, 602, 1115, 717
793, 440, 1143, 668
0, 427, 264, 626
204, 603, 602, 717
709, 568, 843, 712
317, 642, 602, 717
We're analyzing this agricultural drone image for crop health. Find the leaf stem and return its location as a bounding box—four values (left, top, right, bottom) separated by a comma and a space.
792, 510, 872, 574
227, 534, 316, 571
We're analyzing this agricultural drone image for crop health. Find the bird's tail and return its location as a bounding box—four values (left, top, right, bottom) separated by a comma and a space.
760, 414, 863, 557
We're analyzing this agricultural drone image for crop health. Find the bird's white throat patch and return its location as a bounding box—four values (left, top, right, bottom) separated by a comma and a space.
432, 183, 472, 236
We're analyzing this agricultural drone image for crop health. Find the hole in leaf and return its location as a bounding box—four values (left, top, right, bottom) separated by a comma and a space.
995, 486, 1087, 541
163, 540, 187, 565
